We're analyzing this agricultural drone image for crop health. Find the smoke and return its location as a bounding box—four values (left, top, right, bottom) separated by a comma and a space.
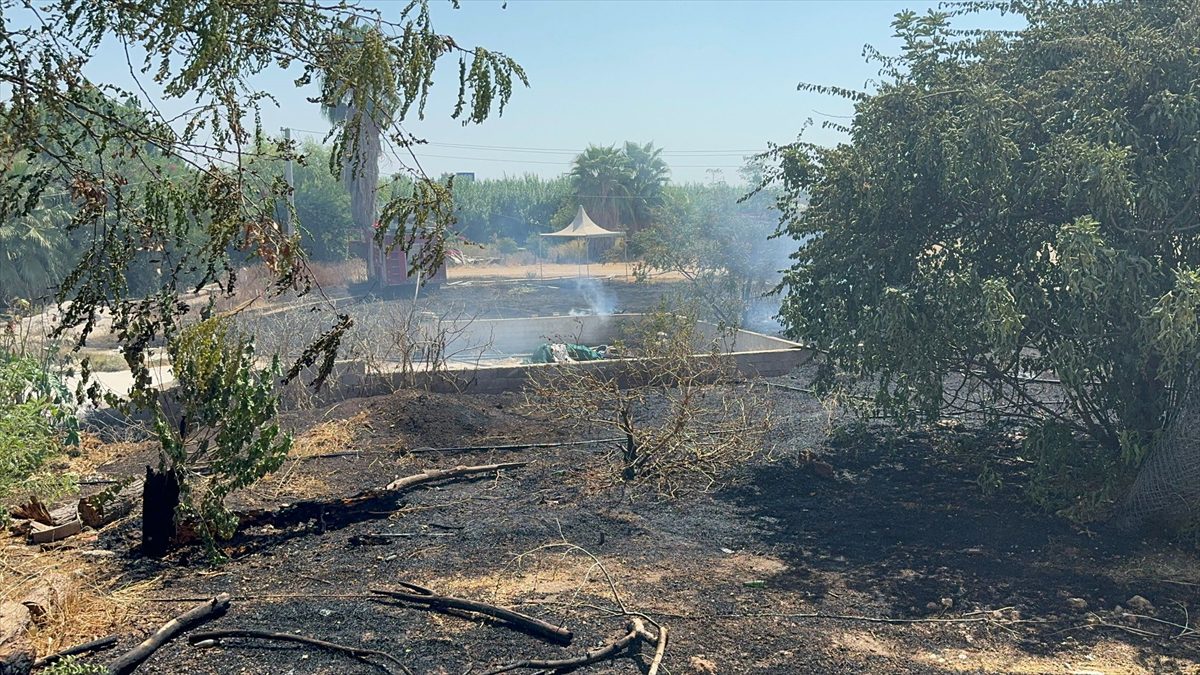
572, 276, 616, 316
739, 229, 806, 336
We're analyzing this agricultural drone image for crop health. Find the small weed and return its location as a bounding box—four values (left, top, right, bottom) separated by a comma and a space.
41, 656, 107, 675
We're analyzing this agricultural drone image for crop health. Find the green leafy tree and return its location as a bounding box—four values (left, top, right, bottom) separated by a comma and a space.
0, 206, 71, 305
567, 142, 671, 235
449, 174, 572, 244
293, 142, 357, 262
770, 1, 1200, 529
621, 141, 670, 232
1, 0, 524, 391
569, 145, 633, 231
151, 317, 290, 556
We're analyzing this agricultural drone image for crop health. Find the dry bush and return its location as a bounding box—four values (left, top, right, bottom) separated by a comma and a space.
347, 302, 492, 393
525, 312, 771, 496
307, 259, 367, 290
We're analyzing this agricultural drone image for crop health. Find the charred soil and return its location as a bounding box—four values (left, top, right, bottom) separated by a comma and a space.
12, 373, 1200, 674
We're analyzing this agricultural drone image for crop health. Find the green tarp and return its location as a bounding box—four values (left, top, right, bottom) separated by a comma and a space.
528, 343, 605, 364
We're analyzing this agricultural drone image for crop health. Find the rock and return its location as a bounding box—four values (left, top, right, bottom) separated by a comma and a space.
0, 636, 34, 675
0, 603, 31, 646
20, 573, 69, 623
1065, 597, 1089, 611
688, 656, 718, 674
1126, 595, 1155, 613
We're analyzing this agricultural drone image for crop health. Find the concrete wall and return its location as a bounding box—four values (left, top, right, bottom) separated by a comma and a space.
342, 314, 811, 396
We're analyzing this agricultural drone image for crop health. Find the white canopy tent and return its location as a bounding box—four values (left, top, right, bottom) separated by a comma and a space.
539, 206, 625, 276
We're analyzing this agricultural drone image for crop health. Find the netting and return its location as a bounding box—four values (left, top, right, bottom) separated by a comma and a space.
1118, 377, 1200, 531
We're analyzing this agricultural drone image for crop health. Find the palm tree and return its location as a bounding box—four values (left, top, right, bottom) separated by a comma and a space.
319, 26, 402, 277
622, 141, 670, 233
569, 145, 631, 231
0, 207, 70, 305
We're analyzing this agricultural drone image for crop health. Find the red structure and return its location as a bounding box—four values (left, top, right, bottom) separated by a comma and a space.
363, 225, 448, 288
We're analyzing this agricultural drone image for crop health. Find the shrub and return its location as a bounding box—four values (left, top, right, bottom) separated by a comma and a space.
153, 317, 291, 551
525, 311, 770, 496
0, 352, 79, 509
771, 1, 1200, 529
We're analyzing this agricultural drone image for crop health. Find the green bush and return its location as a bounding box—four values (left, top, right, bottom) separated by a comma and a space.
0, 352, 79, 508
159, 317, 291, 545
772, 1, 1200, 526
41, 656, 107, 675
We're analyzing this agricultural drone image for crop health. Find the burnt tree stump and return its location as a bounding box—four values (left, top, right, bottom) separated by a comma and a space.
141, 466, 180, 558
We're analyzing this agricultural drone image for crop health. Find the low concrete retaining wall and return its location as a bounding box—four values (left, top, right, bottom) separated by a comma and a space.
334, 314, 811, 396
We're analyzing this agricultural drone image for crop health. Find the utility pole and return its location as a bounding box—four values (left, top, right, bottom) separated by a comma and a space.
281, 127, 296, 237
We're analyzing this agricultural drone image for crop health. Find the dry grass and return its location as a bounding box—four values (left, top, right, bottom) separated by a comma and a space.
289, 411, 371, 459
65, 436, 153, 478
238, 411, 374, 502
0, 541, 156, 658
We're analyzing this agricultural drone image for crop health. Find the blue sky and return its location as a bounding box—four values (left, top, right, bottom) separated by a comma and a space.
73, 0, 1021, 183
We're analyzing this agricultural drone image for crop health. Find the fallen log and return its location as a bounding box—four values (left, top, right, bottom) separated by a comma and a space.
383, 462, 528, 491
188, 629, 406, 674
370, 582, 572, 646
32, 634, 119, 669
79, 480, 142, 529
106, 593, 231, 675
480, 618, 644, 675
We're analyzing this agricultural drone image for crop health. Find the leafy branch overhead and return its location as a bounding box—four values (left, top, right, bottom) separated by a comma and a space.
0, 0, 527, 399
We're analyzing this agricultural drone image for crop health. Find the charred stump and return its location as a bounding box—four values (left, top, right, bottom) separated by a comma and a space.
142, 465, 180, 558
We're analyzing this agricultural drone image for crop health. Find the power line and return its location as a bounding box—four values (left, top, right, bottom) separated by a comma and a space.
424, 141, 764, 156
415, 153, 745, 169
281, 129, 764, 157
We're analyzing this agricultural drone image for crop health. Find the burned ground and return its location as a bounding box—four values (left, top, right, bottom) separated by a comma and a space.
41, 375, 1200, 674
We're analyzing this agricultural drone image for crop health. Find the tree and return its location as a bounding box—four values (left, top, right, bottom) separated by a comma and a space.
292, 142, 357, 262
770, 1, 1200, 528
319, 25, 398, 256
566, 142, 671, 235
0, 206, 71, 305
569, 145, 632, 231
0, 0, 526, 550
449, 174, 572, 244
621, 141, 670, 232
636, 175, 783, 327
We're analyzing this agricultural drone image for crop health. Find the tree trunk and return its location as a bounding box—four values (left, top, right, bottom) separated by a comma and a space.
1117, 377, 1200, 533
620, 409, 637, 481
142, 465, 181, 558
